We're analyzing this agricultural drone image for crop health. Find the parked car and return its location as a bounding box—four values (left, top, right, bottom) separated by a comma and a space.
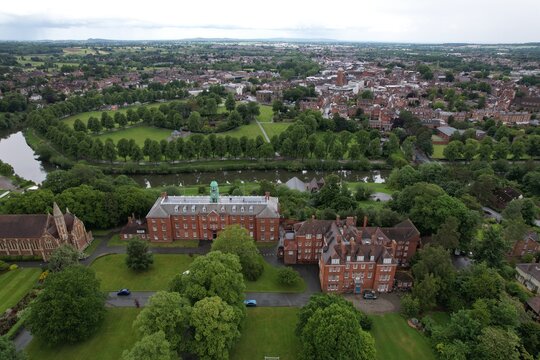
362, 290, 377, 300
243, 299, 257, 307
117, 289, 131, 296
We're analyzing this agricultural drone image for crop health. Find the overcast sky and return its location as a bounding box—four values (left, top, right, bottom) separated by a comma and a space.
1, 0, 539, 43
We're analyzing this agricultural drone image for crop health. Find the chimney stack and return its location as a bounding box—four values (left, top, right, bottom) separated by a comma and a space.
336, 214, 341, 225
311, 214, 316, 220
265, 191, 270, 201
350, 237, 356, 255
346, 216, 355, 227
363, 216, 368, 229
161, 192, 168, 199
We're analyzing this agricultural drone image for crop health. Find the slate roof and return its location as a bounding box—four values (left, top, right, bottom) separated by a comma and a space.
0, 214, 49, 238
517, 263, 540, 282
285, 177, 306, 192
146, 195, 279, 219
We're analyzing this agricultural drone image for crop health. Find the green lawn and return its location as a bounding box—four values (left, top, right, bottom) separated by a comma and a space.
96, 126, 172, 146
261, 122, 292, 139
26, 308, 140, 360
432, 144, 446, 159
347, 182, 392, 195
90, 254, 195, 291
369, 313, 435, 360
257, 105, 274, 122
231, 307, 301, 360
0, 268, 41, 313
215, 122, 264, 140
245, 259, 306, 293
63, 102, 169, 128
108, 234, 199, 248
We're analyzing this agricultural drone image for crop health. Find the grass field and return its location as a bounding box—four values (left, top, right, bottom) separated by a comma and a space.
26, 308, 140, 360
347, 182, 392, 195
261, 122, 292, 139
245, 259, 306, 293
432, 144, 446, 159
96, 126, 172, 146
231, 307, 301, 360
0, 268, 41, 313
62, 102, 169, 128
257, 105, 274, 122
90, 254, 195, 291
369, 313, 435, 360
215, 122, 265, 140
108, 234, 199, 248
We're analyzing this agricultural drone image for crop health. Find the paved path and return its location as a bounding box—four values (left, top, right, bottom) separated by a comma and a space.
256, 120, 270, 143
482, 206, 502, 222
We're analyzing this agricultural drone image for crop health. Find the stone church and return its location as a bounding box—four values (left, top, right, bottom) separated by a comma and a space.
0, 203, 93, 261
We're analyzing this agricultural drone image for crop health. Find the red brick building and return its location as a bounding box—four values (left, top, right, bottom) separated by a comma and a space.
280, 217, 420, 294
0, 203, 93, 261
143, 182, 280, 243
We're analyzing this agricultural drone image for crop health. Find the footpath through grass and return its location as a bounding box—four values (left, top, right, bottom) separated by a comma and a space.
369, 313, 435, 360
0, 268, 41, 313
231, 307, 301, 360
91, 254, 195, 291
25, 308, 140, 360
261, 122, 293, 139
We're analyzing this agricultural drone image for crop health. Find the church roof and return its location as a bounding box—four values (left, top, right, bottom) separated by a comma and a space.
0, 214, 50, 238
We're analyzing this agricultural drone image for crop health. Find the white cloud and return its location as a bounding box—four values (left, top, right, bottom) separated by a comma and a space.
0, 0, 539, 42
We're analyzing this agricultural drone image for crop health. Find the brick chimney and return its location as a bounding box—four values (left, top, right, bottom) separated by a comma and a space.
346, 216, 355, 227
350, 237, 356, 255
336, 214, 341, 225
341, 240, 347, 257
265, 191, 270, 201
363, 216, 368, 229
161, 192, 168, 199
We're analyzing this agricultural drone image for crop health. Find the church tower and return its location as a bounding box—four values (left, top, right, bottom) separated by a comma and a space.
53, 202, 69, 242
210, 181, 219, 203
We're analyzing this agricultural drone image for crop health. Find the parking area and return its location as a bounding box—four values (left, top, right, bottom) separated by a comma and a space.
344, 292, 402, 314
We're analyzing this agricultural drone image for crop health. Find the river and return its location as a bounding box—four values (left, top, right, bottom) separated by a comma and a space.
0, 130, 388, 187
0, 131, 51, 184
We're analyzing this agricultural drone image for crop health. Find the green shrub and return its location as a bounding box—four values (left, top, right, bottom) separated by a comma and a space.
0, 260, 9, 271
8, 264, 18, 271
277, 267, 301, 286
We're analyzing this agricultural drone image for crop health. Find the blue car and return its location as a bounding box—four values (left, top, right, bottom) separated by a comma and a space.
117, 289, 131, 296
243, 299, 257, 307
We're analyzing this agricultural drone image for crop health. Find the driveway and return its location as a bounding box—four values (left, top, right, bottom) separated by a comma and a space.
344, 292, 402, 314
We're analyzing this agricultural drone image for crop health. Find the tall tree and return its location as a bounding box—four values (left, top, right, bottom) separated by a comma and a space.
27, 266, 105, 345
126, 237, 153, 271
122, 331, 175, 360
48, 244, 80, 272
211, 225, 263, 280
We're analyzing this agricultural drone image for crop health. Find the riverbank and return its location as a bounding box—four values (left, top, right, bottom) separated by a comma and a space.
24, 128, 393, 175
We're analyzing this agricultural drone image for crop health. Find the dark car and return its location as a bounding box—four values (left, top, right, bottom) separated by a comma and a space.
243, 299, 257, 307
117, 289, 131, 296
362, 290, 377, 300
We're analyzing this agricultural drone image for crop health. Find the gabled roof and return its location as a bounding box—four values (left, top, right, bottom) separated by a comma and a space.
517, 263, 540, 282
0, 214, 50, 238
285, 177, 306, 192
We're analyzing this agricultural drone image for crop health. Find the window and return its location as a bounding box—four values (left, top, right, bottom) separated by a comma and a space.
232, 206, 236, 212
174, 205, 179, 212
383, 258, 392, 264
357, 255, 364, 261
203, 224, 207, 229
191, 224, 196, 229
191, 205, 196, 212
270, 226, 274, 231
353, 264, 358, 270
331, 258, 340, 265
241, 206, 245, 213
184, 232, 188, 238
220, 206, 225, 212
249, 231, 253, 237
346, 256, 351, 262
306, 234, 312, 240
183, 224, 188, 229
192, 232, 197, 237
361, 264, 366, 269
344, 272, 349, 278
367, 272, 372, 279
288, 251, 294, 256
346, 264, 350, 269
370, 255, 375, 261
249, 205, 253, 212
369, 264, 374, 269
317, 234, 322, 239
202, 206, 206, 212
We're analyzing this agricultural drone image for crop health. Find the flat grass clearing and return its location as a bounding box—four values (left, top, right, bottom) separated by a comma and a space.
261, 122, 292, 139
26, 308, 140, 360
231, 307, 301, 360
257, 105, 274, 122
96, 126, 172, 146
0, 268, 41, 313
215, 122, 264, 140
347, 182, 392, 195
358, 200, 386, 209
63, 102, 169, 128
432, 144, 446, 159
108, 234, 199, 248
245, 259, 306, 293
91, 254, 195, 291
369, 313, 435, 360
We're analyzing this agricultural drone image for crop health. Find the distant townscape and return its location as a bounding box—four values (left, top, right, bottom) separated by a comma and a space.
0, 40, 539, 360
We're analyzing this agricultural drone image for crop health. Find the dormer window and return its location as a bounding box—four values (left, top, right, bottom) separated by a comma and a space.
370, 255, 375, 261
357, 256, 364, 261
202, 206, 206, 212
240, 206, 245, 213
174, 205, 179, 212
220, 206, 225, 212
346, 256, 351, 262
331, 258, 340, 265
232, 205, 236, 212
249, 205, 253, 212
191, 205, 196, 212
383, 258, 392, 264
182, 206, 187, 212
